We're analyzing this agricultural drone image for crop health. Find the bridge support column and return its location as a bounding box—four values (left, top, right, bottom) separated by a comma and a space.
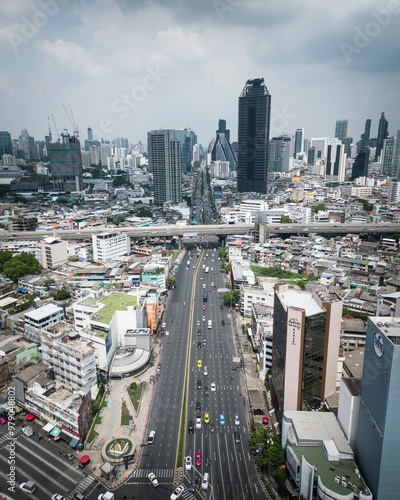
178, 236, 182, 251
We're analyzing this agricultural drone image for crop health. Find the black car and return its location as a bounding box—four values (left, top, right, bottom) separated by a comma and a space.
188, 420, 194, 434
197, 341, 201, 348
189, 473, 199, 492
220, 305, 223, 310
198, 329, 202, 336
234, 431, 241, 443
221, 320, 225, 326
197, 380, 202, 389
196, 401, 201, 411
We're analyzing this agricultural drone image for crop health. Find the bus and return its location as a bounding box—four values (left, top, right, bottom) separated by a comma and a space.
205, 267, 209, 276
203, 291, 208, 302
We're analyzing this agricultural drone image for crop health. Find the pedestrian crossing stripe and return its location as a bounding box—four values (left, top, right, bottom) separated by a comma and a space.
132, 468, 174, 478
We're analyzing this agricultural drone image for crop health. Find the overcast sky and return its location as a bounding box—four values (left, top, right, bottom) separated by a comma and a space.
1, 0, 400, 147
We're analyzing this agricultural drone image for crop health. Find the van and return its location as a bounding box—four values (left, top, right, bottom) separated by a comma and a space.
208, 320, 212, 329
201, 472, 209, 490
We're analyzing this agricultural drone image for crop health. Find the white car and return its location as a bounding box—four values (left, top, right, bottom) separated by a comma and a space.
211, 382, 216, 392
197, 320, 200, 326
185, 455, 192, 471
203, 283, 206, 288
202, 316, 206, 321
162, 322, 166, 328
170, 485, 185, 499
148, 430, 156, 444
203, 366, 208, 376
211, 282, 214, 287
234, 414, 240, 426
51, 496, 66, 500
148, 472, 159, 487
196, 417, 202, 429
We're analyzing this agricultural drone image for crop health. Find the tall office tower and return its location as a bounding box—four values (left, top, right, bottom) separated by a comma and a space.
342, 136, 353, 158
325, 139, 347, 181
293, 127, 304, 158
269, 136, 291, 172
0, 131, 12, 157
355, 317, 400, 499
360, 118, 371, 150
388, 180, 400, 203
211, 119, 237, 170
307, 147, 315, 166
310, 137, 329, 160
100, 143, 112, 167
271, 285, 343, 413
149, 129, 182, 205
392, 130, 400, 180
375, 112, 389, 161
237, 78, 271, 194
334, 119, 348, 141
47, 131, 83, 192
381, 136, 395, 175
87, 127, 93, 141
351, 148, 369, 181
89, 145, 100, 166
174, 128, 197, 173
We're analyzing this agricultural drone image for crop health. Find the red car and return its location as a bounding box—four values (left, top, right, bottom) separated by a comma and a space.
195, 451, 202, 466
202, 305, 206, 310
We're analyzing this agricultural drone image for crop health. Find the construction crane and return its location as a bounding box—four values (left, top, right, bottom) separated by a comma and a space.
62, 104, 79, 138
47, 116, 52, 141
52, 114, 60, 142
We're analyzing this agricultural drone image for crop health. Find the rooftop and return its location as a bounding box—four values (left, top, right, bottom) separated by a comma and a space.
279, 290, 324, 317
24, 303, 63, 321
95, 292, 140, 324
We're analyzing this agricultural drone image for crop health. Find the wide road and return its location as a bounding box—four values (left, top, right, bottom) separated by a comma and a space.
185, 249, 266, 500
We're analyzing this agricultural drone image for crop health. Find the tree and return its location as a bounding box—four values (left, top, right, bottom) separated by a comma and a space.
137, 208, 152, 218
281, 215, 292, 223
0, 250, 13, 273
167, 277, 176, 289
54, 290, 71, 300
311, 203, 326, 213
2, 252, 42, 283
44, 279, 55, 290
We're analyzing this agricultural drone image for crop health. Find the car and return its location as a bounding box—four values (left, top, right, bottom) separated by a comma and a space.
196, 417, 202, 429
148, 472, 159, 487
202, 304, 206, 310
0, 417, 6, 425
203, 283, 206, 288
51, 495, 66, 500
201, 472, 209, 490
234, 414, 240, 426
203, 339, 207, 346
188, 420, 194, 434
195, 451, 202, 466
148, 430, 156, 444
185, 455, 192, 471
198, 329, 202, 336
193, 265, 195, 269
197, 320, 200, 326
162, 322, 166, 328
197, 341, 201, 348
202, 316, 205, 321
200, 276, 203, 279
234, 431, 241, 443
204, 412, 210, 424
204, 386, 209, 395
203, 366, 208, 375
170, 485, 185, 500
219, 414, 225, 426
196, 401, 201, 411
197, 359, 202, 368
211, 282, 214, 286
220, 304, 223, 310
221, 320, 225, 326
211, 267, 213, 270
224, 279, 228, 283
211, 382, 216, 392
66, 452, 75, 461
197, 379, 202, 389
188, 473, 199, 492
72, 495, 85, 500
210, 423, 215, 433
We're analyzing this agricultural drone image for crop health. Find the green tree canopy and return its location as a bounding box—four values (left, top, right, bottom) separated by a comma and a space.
2, 252, 42, 283
311, 202, 326, 213
54, 290, 71, 300
281, 215, 292, 223
167, 277, 176, 289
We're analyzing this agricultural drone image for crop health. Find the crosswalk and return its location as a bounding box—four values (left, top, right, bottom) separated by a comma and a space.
71, 474, 96, 496
131, 467, 175, 478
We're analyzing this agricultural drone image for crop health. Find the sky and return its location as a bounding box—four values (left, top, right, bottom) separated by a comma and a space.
1, 0, 400, 147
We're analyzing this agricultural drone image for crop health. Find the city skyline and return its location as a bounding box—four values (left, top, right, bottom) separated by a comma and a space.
1, 0, 400, 145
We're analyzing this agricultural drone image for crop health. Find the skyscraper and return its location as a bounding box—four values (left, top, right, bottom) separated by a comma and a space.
342, 136, 353, 158
87, 127, 93, 141
47, 131, 83, 192
391, 130, 400, 180
361, 118, 371, 150
381, 136, 395, 176
351, 148, 369, 181
325, 139, 346, 182
269, 136, 291, 172
237, 78, 271, 194
271, 285, 343, 413
0, 131, 12, 157
293, 127, 304, 158
355, 317, 400, 499
375, 112, 389, 161
149, 129, 182, 206
211, 119, 237, 170
174, 128, 197, 173
334, 119, 348, 141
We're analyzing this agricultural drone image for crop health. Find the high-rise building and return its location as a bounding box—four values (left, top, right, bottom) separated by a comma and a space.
211, 119, 237, 170
0, 131, 12, 157
334, 119, 348, 141
237, 78, 271, 194
39, 237, 68, 269
149, 129, 182, 205
355, 317, 400, 499
310, 137, 329, 160
100, 143, 112, 167
381, 136, 395, 176
293, 127, 304, 158
351, 148, 369, 181
92, 231, 130, 263
47, 131, 83, 192
342, 136, 353, 158
269, 136, 291, 172
375, 112, 389, 161
307, 146, 315, 166
391, 130, 400, 180
325, 139, 347, 182
87, 127, 93, 141
360, 119, 371, 151
388, 180, 400, 203
271, 285, 343, 413
174, 128, 197, 173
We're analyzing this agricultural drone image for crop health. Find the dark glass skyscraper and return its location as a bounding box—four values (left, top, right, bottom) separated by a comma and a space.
361, 118, 371, 150
0, 131, 12, 157
351, 148, 369, 181
375, 112, 389, 161
237, 78, 271, 194
211, 119, 237, 170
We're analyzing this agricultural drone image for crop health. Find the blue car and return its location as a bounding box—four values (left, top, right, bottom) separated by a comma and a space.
219, 414, 225, 426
